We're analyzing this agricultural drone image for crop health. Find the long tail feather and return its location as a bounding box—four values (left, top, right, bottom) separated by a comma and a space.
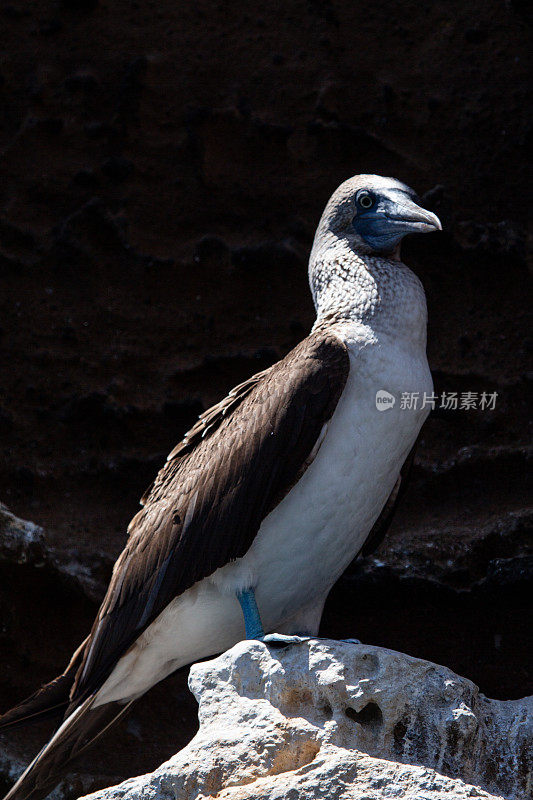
3, 696, 134, 800
0, 639, 88, 731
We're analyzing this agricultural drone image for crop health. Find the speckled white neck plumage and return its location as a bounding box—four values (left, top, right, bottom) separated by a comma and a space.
309, 232, 428, 348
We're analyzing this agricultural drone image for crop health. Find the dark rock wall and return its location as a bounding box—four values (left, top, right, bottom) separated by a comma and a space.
0, 0, 531, 794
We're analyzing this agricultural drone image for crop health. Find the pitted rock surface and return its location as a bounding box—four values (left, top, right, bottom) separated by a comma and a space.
79, 639, 532, 800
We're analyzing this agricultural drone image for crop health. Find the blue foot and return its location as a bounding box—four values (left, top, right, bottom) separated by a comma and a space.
261, 633, 311, 648
341, 638, 361, 644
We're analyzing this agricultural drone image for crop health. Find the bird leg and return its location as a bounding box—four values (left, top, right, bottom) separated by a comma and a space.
236, 588, 265, 639
236, 589, 310, 647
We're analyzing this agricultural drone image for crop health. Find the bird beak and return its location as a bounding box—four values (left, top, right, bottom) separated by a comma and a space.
353, 192, 442, 253
385, 197, 442, 235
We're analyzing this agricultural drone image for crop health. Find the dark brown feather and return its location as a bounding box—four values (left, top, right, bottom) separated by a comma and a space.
71, 329, 349, 702
0, 637, 88, 730
3, 697, 133, 800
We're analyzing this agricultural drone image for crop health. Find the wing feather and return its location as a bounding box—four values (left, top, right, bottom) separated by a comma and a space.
72, 330, 349, 701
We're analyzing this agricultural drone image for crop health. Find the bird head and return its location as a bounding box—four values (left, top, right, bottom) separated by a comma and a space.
315, 174, 442, 259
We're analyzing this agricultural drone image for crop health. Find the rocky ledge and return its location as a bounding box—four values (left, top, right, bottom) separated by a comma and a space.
80, 639, 531, 800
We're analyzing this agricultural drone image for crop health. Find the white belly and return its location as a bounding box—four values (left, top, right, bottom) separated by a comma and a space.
246, 334, 432, 626
95, 331, 432, 706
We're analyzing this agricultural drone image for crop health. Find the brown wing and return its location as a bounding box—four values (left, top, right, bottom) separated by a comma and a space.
360, 438, 419, 557
72, 330, 349, 702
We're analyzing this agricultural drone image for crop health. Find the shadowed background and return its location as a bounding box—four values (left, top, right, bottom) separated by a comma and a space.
0, 0, 531, 795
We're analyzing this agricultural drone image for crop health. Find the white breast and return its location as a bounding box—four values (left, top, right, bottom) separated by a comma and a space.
242, 323, 432, 628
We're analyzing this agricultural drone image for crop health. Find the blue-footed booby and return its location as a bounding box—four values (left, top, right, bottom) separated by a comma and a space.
1, 175, 441, 800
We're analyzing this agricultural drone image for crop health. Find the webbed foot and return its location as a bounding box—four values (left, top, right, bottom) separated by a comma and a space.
261, 633, 311, 648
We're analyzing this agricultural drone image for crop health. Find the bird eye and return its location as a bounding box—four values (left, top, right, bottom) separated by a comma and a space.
357, 191, 374, 209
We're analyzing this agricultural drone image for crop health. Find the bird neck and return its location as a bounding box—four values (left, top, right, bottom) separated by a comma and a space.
309, 234, 428, 347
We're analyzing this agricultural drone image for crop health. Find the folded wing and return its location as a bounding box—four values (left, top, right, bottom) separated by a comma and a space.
71, 329, 350, 703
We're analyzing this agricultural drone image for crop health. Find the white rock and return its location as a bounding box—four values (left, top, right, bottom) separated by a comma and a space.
80, 639, 532, 800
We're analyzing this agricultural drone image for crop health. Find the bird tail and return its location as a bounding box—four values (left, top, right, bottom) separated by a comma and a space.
2, 696, 134, 800
0, 638, 88, 731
